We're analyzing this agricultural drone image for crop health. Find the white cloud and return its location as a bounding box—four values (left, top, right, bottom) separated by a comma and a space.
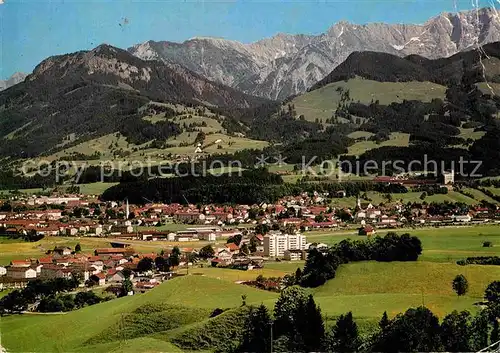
0, 0, 4, 5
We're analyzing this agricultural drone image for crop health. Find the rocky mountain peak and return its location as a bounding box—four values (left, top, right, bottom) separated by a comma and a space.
128, 7, 500, 100
0, 72, 28, 91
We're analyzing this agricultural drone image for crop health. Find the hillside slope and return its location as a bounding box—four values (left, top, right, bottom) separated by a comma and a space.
290, 42, 500, 124
0, 45, 269, 158
0, 276, 278, 352
311, 42, 500, 90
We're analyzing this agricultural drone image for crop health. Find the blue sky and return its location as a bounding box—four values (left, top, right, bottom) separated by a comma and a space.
0, 0, 494, 79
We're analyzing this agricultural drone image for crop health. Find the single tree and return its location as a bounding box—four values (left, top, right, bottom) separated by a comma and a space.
169, 246, 181, 267
155, 256, 170, 272
137, 257, 154, 272
492, 319, 500, 343
273, 286, 307, 337
227, 233, 242, 246
74, 243, 81, 253
296, 295, 325, 352
295, 268, 303, 284
379, 311, 390, 330
328, 311, 360, 352
199, 245, 215, 259
122, 268, 132, 279
485, 281, 500, 303
452, 274, 469, 297
240, 243, 249, 255
249, 237, 258, 253
121, 278, 133, 296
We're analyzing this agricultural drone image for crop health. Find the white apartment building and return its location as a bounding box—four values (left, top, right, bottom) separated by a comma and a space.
263, 233, 307, 257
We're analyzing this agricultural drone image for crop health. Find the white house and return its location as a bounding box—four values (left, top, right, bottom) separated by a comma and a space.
453, 214, 472, 223
6, 267, 37, 279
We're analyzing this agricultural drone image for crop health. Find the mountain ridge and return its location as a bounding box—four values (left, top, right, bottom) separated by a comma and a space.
0, 72, 27, 91
0, 44, 269, 158
129, 7, 500, 100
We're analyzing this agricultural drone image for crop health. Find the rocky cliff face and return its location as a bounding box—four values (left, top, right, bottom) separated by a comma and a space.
0, 72, 27, 91
129, 8, 500, 100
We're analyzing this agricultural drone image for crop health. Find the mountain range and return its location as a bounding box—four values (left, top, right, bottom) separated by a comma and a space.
129, 7, 500, 100
1, 7, 499, 161
0, 45, 267, 158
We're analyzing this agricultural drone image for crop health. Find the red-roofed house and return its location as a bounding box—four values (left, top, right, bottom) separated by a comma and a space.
225, 243, 239, 254
10, 260, 30, 267
90, 272, 106, 286
106, 269, 126, 282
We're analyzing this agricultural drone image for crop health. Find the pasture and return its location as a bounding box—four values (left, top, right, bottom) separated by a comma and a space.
2, 225, 500, 352
291, 77, 447, 123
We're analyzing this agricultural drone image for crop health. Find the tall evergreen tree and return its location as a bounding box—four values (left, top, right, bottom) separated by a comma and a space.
295, 295, 325, 352
295, 268, 302, 284
240, 304, 272, 353
470, 311, 490, 351
379, 311, 390, 330
328, 311, 360, 353
491, 319, 500, 343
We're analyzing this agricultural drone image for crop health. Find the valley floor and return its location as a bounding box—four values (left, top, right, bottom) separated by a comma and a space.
1, 224, 500, 352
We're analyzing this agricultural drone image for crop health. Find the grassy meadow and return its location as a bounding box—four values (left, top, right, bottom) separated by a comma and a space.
0, 276, 278, 353
291, 77, 447, 123
346, 132, 410, 156
2, 223, 500, 352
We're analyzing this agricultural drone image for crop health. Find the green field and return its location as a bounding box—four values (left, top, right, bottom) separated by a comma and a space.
461, 187, 499, 204
313, 261, 499, 318
485, 187, 500, 196
164, 132, 268, 155
3, 225, 500, 352
458, 127, 486, 141
347, 132, 410, 156
78, 182, 119, 195
1, 276, 277, 352
291, 77, 447, 123
306, 224, 500, 262
328, 190, 485, 208
476, 82, 500, 97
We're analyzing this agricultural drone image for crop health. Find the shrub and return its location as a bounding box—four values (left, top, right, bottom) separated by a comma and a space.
483, 241, 493, 248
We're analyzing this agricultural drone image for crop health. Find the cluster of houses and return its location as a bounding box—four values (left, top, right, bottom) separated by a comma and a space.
1, 190, 499, 266
1, 189, 500, 235
0, 245, 175, 291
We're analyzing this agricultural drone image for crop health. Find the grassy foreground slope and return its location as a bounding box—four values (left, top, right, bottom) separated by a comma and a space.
1, 276, 278, 352
3, 225, 500, 352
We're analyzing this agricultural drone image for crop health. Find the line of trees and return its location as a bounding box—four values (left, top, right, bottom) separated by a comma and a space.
236, 278, 500, 352
458, 256, 500, 266
0, 277, 81, 315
